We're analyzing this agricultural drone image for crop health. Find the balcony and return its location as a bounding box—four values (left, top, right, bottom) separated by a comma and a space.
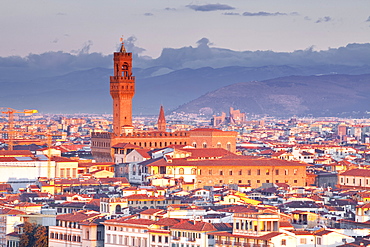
187, 238, 196, 242
172, 236, 180, 241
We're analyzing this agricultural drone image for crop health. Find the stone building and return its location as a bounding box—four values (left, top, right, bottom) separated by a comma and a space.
91, 40, 237, 162
148, 149, 308, 189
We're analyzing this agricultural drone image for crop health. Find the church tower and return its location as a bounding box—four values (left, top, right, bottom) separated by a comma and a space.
110, 39, 135, 136
157, 105, 166, 131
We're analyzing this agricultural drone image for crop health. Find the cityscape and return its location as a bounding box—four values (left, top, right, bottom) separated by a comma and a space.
0, 40, 369, 247
1, 1, 370, 247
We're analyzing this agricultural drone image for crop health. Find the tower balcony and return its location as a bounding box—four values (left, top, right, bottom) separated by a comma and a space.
110, 76, 135, 82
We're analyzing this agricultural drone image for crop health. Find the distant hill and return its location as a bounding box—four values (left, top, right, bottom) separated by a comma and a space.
173, 74, 370, 117
1, 66, 370, 115
1, 43, 370, 115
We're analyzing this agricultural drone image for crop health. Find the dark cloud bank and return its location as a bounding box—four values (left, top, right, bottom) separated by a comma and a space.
186, 4, 235, 11
1, 37, 370, 115
1, 37, 370, 82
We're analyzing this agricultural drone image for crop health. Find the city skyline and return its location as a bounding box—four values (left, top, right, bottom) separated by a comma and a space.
1, 0, 369, 58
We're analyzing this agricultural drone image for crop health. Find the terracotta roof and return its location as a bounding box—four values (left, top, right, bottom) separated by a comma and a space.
140, 208, 164, 215
314, 229, 335, 236
179, 148, 236, 159
0, 150, 33, 156
171, 220, 217, 231
0, 207, 25, 215
279, 221, 293, 228
340, 169, 370, 177
217, 205, 257, 213
124, 194, 165, 201
135, 149, 151, 158
56, 210, 101, 222
190, 128, 223, 132
153, 218, 180, 226
149, 156, 306, 167
356, 203, 370, 208
105, 218, 155, 226
51, 156, 77, 162
290, 230, 313, 235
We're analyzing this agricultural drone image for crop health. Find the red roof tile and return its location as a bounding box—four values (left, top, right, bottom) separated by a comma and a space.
171, 220, 217, 231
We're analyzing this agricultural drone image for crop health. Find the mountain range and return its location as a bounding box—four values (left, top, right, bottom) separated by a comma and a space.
0, 42, 370, 117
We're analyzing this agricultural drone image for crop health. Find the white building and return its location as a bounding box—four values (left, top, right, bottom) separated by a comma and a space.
48, 210, 105, 247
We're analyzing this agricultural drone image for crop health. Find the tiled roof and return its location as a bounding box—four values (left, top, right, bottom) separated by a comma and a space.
171, 220, 217, 231
150, 156, 306, 167
290, 230, 313, 235
105, 218, 155, 226
140, 208, 164, 215
0, 207, 25, 215
56, 210, 101, 222
153, 218, 180, 226
180, 148, 236, 159
314, 229, 334, 236
136, 149, 151, 158
340, 169, 370, 177
356, 203, 370, 209
190, 128, 223, 132
0, 150, 33, 156
279, 221, 294, 228
51, 156, 77, 162
124, 194, 165, 200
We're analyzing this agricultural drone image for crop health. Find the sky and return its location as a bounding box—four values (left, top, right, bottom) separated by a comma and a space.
0, 0, 369, 58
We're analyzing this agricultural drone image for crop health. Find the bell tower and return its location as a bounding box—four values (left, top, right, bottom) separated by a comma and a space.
110, 39, 135, 136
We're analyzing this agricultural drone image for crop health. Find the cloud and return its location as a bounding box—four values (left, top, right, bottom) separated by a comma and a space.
304, 16, 311, 21
147, 40, 370, 70
242, 11, 287, 17
223, 12, 240, 16
196, 38, 213, 47
56, 12, 67, 16
51, 38, 59, 44
315, 16, 332, 23
366, 16, 370, 22
122, 36, 146, 57
164, 7, 176, 11
186, 4, 234, 12
71, 40, 93, 55
144, 12, 153, 16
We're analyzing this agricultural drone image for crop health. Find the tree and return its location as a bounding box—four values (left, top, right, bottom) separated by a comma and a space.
19, 222, 48, 247
34, 225, 48, 247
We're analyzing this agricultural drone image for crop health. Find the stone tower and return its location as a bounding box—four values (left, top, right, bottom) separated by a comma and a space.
157, 105, 166, 131
110, 40, 135, 136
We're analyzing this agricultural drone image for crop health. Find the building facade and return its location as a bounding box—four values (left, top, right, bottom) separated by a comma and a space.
91, 41, 237, 162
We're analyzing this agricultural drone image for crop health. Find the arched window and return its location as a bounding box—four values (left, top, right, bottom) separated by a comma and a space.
217, 142, 222, 148
202, 142, 207, 148
285, 169, 288, 175
179, 168, 184, 175
191, 168, 197, 175
192, 142, 197, 148
226, 143, 231, 151
115, 204, 122, 214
